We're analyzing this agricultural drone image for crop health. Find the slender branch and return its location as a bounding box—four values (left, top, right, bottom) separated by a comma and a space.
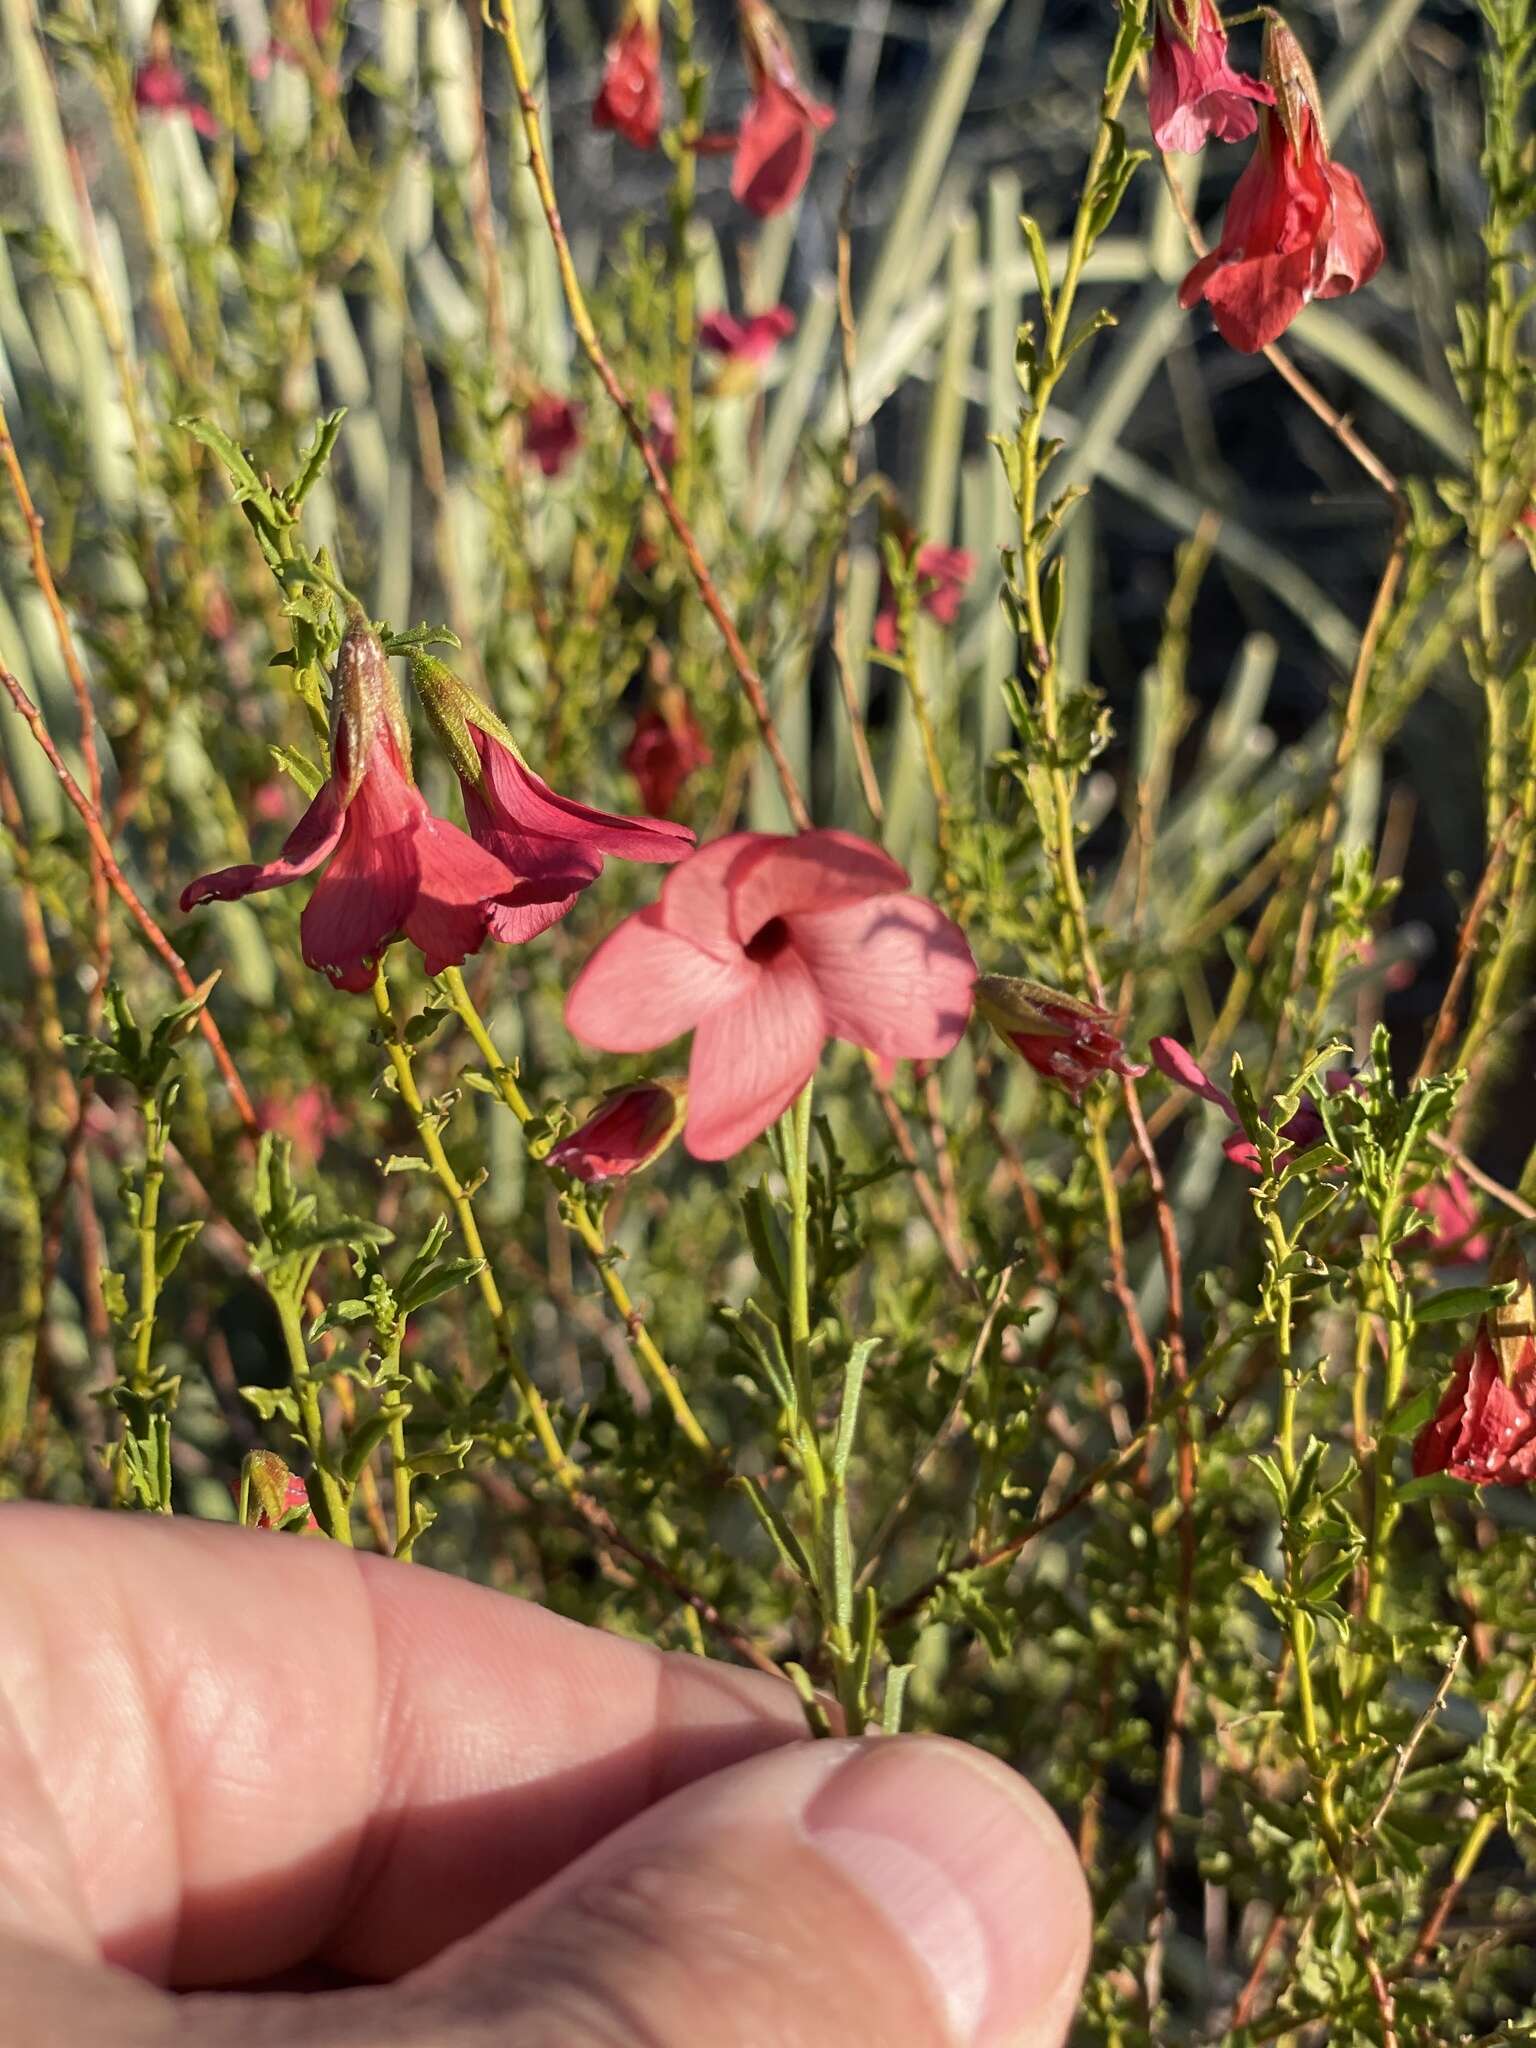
0, 659, 258, 1135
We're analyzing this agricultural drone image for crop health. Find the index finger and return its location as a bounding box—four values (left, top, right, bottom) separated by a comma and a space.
0, 1504, 804, 1990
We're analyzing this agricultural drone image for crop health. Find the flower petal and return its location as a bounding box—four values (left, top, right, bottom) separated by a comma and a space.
475, 729, 694, 866
653, 833, 770, 959
728, 830, 911, 944
566, 908, 755, 1052
404, 815, 520, 976
298, 757, 424, 988
685, 953, 826, 1159
787, 893, 975, 1059
180, 777, 346, 910
1148, 1036, 1240, 1123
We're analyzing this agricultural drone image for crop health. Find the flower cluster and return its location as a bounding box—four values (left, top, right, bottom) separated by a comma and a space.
181, 616, 689, 990
1153, 8, 1383, 352
589, 0, 833, 220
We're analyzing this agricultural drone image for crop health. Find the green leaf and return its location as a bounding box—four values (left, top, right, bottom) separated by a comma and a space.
155, 1220, 204, 1284
1416, 1281, 1517, 1325
1396, 1472, 1479, 1505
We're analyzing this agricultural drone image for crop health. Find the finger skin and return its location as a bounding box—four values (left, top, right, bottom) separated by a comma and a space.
0, 1505, 805, 1987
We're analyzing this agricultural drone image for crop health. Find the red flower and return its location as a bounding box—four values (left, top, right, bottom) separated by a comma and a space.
1148, 0, 1270, 155
1178, 19, 1383, 352
237, 1451, 319, 1530
873, 541, 976, 653
525, 392, 584, 477
134, 55, 218, 138
732, 0, 834, 218
698, 305, 797, 365
624, 698, 712, 816
1414, 1258, 1536, 1485
546, 1079, 687, 1182
182, 619, 517, 992
412, 655, 695, 945
978, 977, 1146, 1104
565, 831, 975, 1159
593, 10, 663, 149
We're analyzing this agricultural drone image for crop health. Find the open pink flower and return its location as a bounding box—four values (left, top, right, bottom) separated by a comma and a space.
698, 306, 797, 364
1178, 21, 1382, 352
565, 831, 976, 1159
592, 9, 663, 149
182, 622, 516, 992
134, 54, 218, 138
732, 0, 834, 217
1148, 0, 1270, 156
873, 542, 976, 652
525, 392, 583, 476
412, 655, 695, 944
624, 697, 712, 816
1149, 1036, 1356, 1170
547, 1079, 687, 1182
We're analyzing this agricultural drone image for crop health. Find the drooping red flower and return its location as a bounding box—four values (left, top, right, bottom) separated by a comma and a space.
1149, 1036, 1358, 1171
978, 977, 1146, 1104
411, 655, 695, 945
623, 697, 712, 816
1178, 19, 1383, 352
182, 620, 517, 992
134, 54, 219, 138
565, 832, 976, 1159
732, 0, 834, 218
547, 1078, 687, 1182
698, 305, 797, 365
1148, 0, 1270, 156
873, 541, 976, 653
593, 9, 663, 150
1414, 1258, 1536, 1485
525, 392, 584, 477
1408, 1168, 1491, 1266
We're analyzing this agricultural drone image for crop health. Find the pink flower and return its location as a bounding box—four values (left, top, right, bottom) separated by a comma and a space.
565, 831, 976, 1159
873, 541, 976, 653
623, 698, 712, 816
593, 10, 664, 149
525, 392, 584, 477
182, 619, 517, 991
698, 306, 797, 364
732, 0, 834, 217
1149, 1036, 1356, 1171
1408, 1169, 1490, 1266
1148, 0, 1270, 156
134, 55, 218, 138
412, 655, 695, 944
976, 977, 1146, 1104
546, 1078, 687, 1182
257, 1084, 347, 1170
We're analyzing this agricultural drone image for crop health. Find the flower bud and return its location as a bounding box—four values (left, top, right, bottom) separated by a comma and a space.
975, 974, 1146, 1104
334, 610, 411, 801
1261, 11, 1327, 159
238, 1449, 317, 1529
409, 652, 497, 789
546, 1078, 688, 1183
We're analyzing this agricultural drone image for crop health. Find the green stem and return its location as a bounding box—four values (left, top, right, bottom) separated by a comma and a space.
440, 967, 713, 1453
274, 1290, 353, 1545
373, 970, 575, 1485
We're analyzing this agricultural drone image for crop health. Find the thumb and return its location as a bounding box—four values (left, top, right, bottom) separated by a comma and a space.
408, 1733, 1090, 2048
